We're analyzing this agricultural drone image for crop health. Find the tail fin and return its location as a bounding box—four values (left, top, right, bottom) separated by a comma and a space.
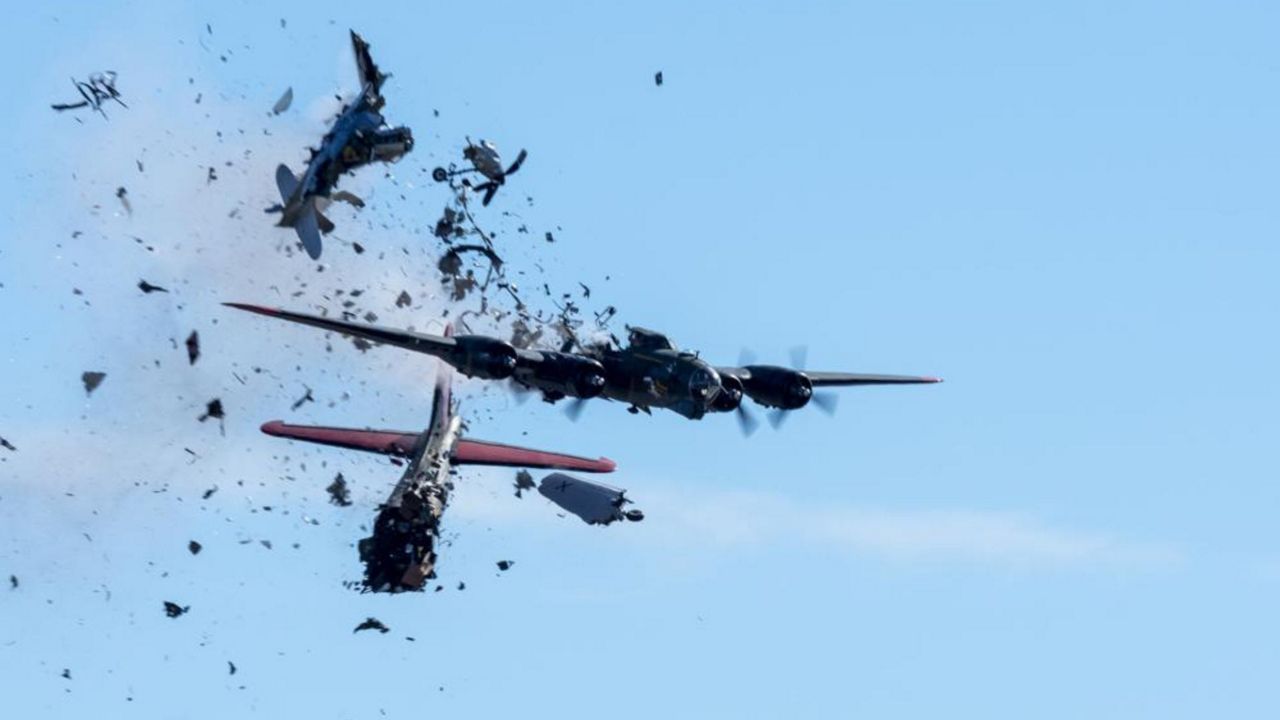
275, 164, 300, 201
275, 164, 323, 259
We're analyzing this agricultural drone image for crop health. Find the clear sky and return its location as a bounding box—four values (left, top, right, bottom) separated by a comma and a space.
2, 1, 1279, 718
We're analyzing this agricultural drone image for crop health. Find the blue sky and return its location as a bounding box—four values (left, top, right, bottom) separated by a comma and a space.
2, 1, 1279, 717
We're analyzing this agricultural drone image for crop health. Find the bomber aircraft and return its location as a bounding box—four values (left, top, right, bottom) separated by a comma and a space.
227, 303, 941, 435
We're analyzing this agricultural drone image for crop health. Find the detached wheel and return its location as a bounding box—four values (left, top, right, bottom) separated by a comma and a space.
431, 167, 449, 182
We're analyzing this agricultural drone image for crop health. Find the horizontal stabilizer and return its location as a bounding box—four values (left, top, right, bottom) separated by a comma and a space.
454, 439, 615, 473
261, 421, 419, 456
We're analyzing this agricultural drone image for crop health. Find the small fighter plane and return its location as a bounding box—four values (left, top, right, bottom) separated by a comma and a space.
432, 139, 527, 206
269, 31, 413, 259
259, 324, 619, 592
226, 303, 941, 435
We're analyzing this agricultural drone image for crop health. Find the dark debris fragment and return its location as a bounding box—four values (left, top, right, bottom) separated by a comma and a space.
185, 331, 200, 365
228, 661, 237, 675
116, 186, 131, 215
353, 617, 390, 634
0, 437, 14, 452
137, 280, 168, 294
8, 575, 17, 590
188, 540, 202, 555
290, 386, 314, 411
201, 485, 218, 500
655, 70, 663, 86
81, 371, 106, 395
395, 290, 412, 308
514, 469, 535, 498
326, 473, 352, 507
496, 560, 514, 572
163, 601, 189, 618
198, 398, 224, 423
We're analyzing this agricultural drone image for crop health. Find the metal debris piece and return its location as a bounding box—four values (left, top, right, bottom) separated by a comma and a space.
514, 469, 535, 498
353, 617, 390, 634
395, 291, 412, 308
537, 473, 643, 526
496, 560, 514, 572
61, 669, 71, 680
163, 601, 189, 618
290, 386, 315, 411
271, 86, 293, 115
326, 473, 353, 507
51, 72, 126, 116
185, 331, 200, 365
198, 398, 224, 423
137, 280, 168, 294
207, 167, 218, 184
8, 575, 16, 590
116, 187, 131, 215
352, 241, 365, 254
331, 190, 364, 208
228, 661, 237, 675
655, 71, 663, 86
81, 371, 106, 395
188, 540, 202, 555
201, 485, 217, 500
545, 231, 555, 243
0, 437, 14, 452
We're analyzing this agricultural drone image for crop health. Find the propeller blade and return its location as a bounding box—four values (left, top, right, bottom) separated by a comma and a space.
768, 408, 789, 430
564, 397, 589, 422
505, 149, 528, 176
481, 183, 499, 206
811, 391, 839, 416
738, 348, 757, 367
789, 345, 808, 371
736, 404, 760, 437
508, 380, 535, 405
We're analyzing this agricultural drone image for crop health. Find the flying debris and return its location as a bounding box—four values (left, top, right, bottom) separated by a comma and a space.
185, 331, 200, 365
188, 541, 202, 555
115, 187, 131, 215
163, 601, 189, 618
353, 617, 390, 634
514, 469, 535, 497
538, 473, 644, 525
496, 560, 514, 572
326, 473, 353, 507
654, 71, 663, 86
0, 437, 15, 452
268, 31, 413, 259
81, 371, 106, 395
137, 280, 168, 294
290, 386, 315, 410
227, 303, 940, 431
271, 86, 293, 115
8, 575, 17, 589
249, 325, 615, 592
432, 139, 528, 206
51, 72, 126, 116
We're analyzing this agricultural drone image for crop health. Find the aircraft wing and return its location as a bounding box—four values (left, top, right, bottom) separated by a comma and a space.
224, 303, 456, 357
804, 372, 942, 386
453, 439, 615, 473
350, 30, 386, 97
261, 421, 419, 456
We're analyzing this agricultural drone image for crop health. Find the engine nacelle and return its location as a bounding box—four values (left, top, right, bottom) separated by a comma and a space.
711, 374, 744, 412
450, 336, 518, 379
741, 365, 812, 409
514, 352, 607, 399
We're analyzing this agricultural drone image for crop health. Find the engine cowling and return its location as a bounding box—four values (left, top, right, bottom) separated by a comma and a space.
711, 374, 744, 412
450, 336, 518, 379
515, 352, 607, 399
740, 365, 812, 409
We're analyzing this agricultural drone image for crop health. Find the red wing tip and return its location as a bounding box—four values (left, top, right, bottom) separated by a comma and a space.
596, 457, 617, 473
260, 420, 287, 435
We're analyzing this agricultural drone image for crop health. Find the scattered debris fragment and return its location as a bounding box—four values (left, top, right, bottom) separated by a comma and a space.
271, 86, 293, 115
51, 72, 125, 116
8, 575, 17, 590
514, 469, 535, 498
432, 140, 528, 206
188, 541, 202, 555
457, 581, 465, 591
137, 280, 168, 294
163, 601, 189, 618
326, 473, 353, 507
353, 617, 390, 634
496, 560, 514, 572
61, 668, 72, 680
0, 437, 14, 452
290, 386, 315, 411
198, 399, 224, 423
655, 71, 663, 86
228, 661, 237, 676
538, 473, 644, 525
116, 186, 131, 215
201, 485, 218, 500
207, 167, 218, 184
395, 290, 412, 308
81, 371, 106, 395
185, 331, 200, 365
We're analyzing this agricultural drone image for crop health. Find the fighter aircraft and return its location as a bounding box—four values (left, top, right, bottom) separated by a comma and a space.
226, 303, 941, 435
268, 31, 414, 259
432, 139, 527, 206
259, 324, 619, 592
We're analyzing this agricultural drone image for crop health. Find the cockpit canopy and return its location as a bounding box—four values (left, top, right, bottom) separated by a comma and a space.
627, 327, 675, 351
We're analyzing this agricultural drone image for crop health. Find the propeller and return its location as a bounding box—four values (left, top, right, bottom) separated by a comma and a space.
811, 391, 839, 416
789, 345, 808, 371
479, 183, 499, 206
505, 149, 528, 176
736, 404, 760, 437
507, 380, 536, 405
767, 408, 789, 430
564, 396, 589, 422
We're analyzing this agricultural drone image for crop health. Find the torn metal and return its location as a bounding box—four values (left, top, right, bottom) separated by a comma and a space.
81, 371, 106, 395
537, 473, 644, 525
51, 72, 126, 116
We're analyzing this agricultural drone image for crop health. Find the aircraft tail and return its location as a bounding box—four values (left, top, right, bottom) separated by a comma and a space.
275, 164, 323, 259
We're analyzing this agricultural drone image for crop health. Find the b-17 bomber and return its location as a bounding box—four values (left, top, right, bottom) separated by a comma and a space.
226, 303, 941, 434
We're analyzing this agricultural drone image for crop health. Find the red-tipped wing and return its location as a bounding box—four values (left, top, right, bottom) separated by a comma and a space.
261, 421, 419, 457
453, 439, 615, 473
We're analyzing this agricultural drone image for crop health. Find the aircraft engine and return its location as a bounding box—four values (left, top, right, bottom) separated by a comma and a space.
710, 374, 744, 412
740, 366, 813, 409
451, 336, 519, 379
516, 353, 607, 399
